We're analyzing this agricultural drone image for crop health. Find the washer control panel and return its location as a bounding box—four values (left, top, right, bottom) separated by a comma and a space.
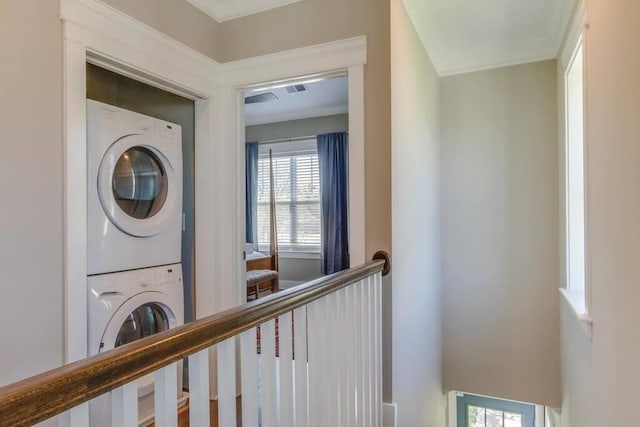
136, 266, 182, 290
89, 263, 183, 297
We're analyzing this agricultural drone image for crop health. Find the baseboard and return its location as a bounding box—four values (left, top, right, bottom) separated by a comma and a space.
383, 401, 397, 427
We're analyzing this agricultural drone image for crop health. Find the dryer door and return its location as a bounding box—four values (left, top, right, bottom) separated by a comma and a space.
98, 134, 179, 237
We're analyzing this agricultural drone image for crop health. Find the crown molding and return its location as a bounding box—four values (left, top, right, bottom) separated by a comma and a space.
185, 0, 303, 22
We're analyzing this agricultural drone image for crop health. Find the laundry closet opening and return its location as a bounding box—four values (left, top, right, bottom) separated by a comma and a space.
86, 63, 196, 324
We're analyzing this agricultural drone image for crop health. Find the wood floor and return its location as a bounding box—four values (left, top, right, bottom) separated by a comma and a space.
149, 397, 243, 427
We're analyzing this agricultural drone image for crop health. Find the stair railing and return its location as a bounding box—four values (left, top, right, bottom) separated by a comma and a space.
0, 252, 390, 427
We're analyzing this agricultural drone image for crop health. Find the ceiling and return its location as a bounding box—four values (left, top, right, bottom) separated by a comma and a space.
185, 0, 303, 22
244, 76, 348, 126
185, 0, 575, 75
403, 0, 576, 75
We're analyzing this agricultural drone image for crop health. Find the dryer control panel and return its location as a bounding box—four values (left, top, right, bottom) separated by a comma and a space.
137, 118, 180, 143
87, 100, 182, 144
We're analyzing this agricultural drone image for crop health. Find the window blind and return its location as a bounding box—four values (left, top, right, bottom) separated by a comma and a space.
256, 147, 321, 252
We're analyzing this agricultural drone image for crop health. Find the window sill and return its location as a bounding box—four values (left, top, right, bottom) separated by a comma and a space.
256, 247, 321, 260
278, 251, 320, 260
559, 288, 592, 339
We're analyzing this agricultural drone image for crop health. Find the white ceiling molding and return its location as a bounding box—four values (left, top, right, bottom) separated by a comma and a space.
559, 0, 586, 68
402, 0, 576, 76
185, 0, 303, 22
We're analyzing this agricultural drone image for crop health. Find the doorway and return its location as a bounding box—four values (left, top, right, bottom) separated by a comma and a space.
86, 63, 196, 324
243, 74, 350, 299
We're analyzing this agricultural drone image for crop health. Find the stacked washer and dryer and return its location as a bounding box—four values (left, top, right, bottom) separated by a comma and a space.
86, 100, 187, 426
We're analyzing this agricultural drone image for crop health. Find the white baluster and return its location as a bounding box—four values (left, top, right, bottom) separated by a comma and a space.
376, 272, 383, 427
364, 276, 373, 426
337, 288, 348, 427
358, 279, 368, 426
261, 319, 278, 427
217, 338, 237, 427
345, 285, 356, 426
327, 292, 339, 426
112, 381, 138, 427
241, 328, 259, 427
279, 311, 294, 427
59, 402, 89, 427
154, 363, 178, 427
308, 298, 329, 427
188, 349, 210, 427
354, 280, 364, 426
293, 307, 308, 427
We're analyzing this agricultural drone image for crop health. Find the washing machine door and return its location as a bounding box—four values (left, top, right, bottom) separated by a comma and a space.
100, 292, 178, 353
100, 292, 178, 396
98, 134, 179, 237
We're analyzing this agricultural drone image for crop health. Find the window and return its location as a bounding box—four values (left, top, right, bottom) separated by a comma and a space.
565, 39, 587, 300
256, 141, 321, 253
456, 393, 535, 427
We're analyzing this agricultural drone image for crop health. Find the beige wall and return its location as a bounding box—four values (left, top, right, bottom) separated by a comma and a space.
441, 60, 561, 406
560, 0, 640, 425
101, 0, 221, 60
219, 0, 391, 260
0, 0, 64, 388
245, 114, 348, 142
391, 1, 444, 424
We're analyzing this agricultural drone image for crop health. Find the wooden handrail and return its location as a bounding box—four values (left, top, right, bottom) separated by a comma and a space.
0, 256, 388, 426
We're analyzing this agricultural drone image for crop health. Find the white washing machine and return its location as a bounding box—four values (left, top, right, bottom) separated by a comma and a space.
88, 263, 186, 426
87, 100, 183, 275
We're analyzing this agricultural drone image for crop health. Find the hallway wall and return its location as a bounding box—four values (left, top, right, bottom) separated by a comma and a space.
391, 1, 444, 425
0, 0, 64, 393
441, 60, 561, 407
101, 0, 221, 60
560, 0, 640, 425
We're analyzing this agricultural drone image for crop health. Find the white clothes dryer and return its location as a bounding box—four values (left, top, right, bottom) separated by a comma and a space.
87, 263, 186, 426
87, 100, 183, 275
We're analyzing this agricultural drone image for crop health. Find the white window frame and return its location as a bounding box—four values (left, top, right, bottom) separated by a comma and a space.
559, 0, 592, 334
256, 142, 321, 255
565, 38, 586, 295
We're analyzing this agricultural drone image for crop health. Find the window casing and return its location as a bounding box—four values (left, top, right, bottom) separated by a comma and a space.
565, 39, 587, 301
456, 393, 535, 427
256, 143, 321, 253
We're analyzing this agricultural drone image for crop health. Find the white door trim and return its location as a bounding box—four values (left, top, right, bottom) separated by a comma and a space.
225, 37, 367, 269
61, 0, 366, 398
61, 0, 219, 369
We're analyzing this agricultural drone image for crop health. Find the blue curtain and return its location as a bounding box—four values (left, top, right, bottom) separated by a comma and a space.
245, 142, 259, 248
317, 132, 349, 274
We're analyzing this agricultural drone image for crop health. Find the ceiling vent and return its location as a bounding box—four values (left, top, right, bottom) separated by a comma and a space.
285, 84, 307, 94
245, 92, 279, 104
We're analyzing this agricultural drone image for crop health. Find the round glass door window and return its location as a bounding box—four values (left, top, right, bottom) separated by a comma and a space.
114, 303, 170, 348
112, 147, 168, 219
